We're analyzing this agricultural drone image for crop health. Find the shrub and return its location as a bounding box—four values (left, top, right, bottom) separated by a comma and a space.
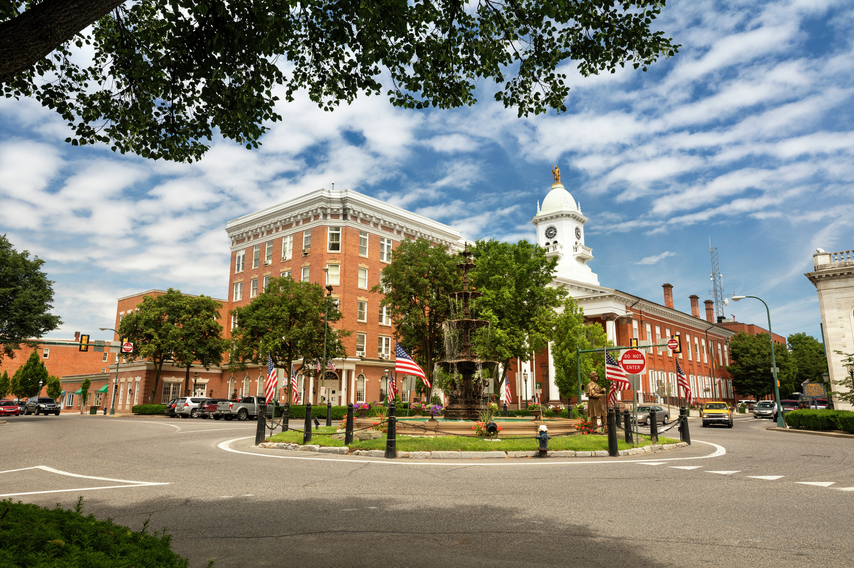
133, 404, 167, 415
0, 498, 195, 568
785, 409, 854, 433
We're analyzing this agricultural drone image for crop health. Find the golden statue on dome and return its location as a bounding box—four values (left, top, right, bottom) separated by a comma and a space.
552, 165, 561, 183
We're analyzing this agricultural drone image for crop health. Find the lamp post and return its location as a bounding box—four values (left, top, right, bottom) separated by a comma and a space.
322, 276, 334, 426
38, 379, 43, 397
99, 327, 121, 415
193, 372, 198, 397
381, 368, 389, 402
729, 296, 785, 428
523, 370, 528, 409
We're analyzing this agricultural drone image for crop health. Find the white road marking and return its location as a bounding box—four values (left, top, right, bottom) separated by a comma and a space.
671, 466, 703, 470
707, 470, 740, 475
836, 487, 854, 492
797, 481, 836, 487
748, 476, 784, 480
0, 465, 168, 498
639, 462, 667, 466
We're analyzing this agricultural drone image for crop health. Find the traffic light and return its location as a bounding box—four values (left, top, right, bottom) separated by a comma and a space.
630, 337, 639, 348
78, 334, 90, 352
671, 334, 682, 353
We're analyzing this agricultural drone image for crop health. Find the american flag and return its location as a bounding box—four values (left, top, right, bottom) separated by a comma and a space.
605, 352, 631, 390
607, 385, 617, 407
264, 354, 278, 404
290, 365, 299, 404
395, 344, 430, 388
676, 361, 693, 406
388, 371, 396, 401
503, 376, 513, 404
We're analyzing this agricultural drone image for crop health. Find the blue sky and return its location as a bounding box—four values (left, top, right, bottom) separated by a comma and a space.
1, 0, 852, 344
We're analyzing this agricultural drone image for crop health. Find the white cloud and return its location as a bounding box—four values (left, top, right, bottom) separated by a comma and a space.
636, 251, 678, 265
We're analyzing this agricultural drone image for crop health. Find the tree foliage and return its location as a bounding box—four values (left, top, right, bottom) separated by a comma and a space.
14, 350, 49, 399
0, 370, 10, 399
229, 277, 348, 403
375, 239, 460, 400
0, 235, 62, 363
1, 0, 679, 162
46, 374, 61, 400
727, 332, 797, 400
832, 350, 854, 405
469, 239, 565, 390
169, 295, 228, 396
551, 297, 609, 399
788, 332, 828, 385
80, 377, 91, 410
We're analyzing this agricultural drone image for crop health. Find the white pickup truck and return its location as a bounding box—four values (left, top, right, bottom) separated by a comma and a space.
216, 396, 268, 421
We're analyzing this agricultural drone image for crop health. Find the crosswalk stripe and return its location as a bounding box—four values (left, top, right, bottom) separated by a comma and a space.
836, 487, 854, 492
670, 466, 703, 470
638, 462, 667, 466
797, 482, 836, 487
747, 476, 784, 480
706, 470, 740, 475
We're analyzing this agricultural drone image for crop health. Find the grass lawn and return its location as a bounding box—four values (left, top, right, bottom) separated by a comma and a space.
267, 427, 678, 452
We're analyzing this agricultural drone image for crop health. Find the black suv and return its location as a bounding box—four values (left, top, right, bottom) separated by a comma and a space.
24, 397, 61, 416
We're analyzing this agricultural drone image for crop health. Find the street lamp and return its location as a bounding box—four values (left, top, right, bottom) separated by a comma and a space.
99, 327, 121, 415
321, 275, 334, 426
38, 379, 43, 397
193, 372, 198, 397
728, 296, 785, 428
523, 370, 529, 409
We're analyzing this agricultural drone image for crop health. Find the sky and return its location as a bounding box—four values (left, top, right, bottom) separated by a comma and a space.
1, 0, 852, 344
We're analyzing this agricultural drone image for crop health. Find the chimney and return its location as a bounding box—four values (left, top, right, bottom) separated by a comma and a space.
704, 300, 715, 323
662, 283, 674, 309
689, 295, 700, 318
74, 331, 80, 341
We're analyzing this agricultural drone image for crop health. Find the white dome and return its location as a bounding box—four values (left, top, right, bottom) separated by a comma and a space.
538, 183, 577, 215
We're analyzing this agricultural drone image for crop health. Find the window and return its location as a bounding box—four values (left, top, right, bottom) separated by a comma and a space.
724, 344, 729, 365
379, 336, 391, 358
665, 329, 671, 357
281, 270, 291, 279
357, 301, 367, 322
235, 250, 245, 272
326, 264, 340, 286
379, 305, 391, 326
718, 343, 723, 366
328, 226, 341, 252
252, 244, 260, 269
134, 379, 140, 405
656, 326, 662, 355
250, 278, 258, 298
257, 374, 264, 397
42, 348, 49, 359
102, 352, 109, 362
356, 374, 366, 402
632, 320, 639, 342
282, 235, 293, 260
242, 377, 250, 398
303, 230, 311, 254
263, 275, 270, 291
695, 337, 701, 361
702, 338, 707, 363
686, 333, 692, 360
265, 241, 274, 264
301, 266, 310, 282
380, 237, 392, 262
356, 333, 366, 357
231, 315, 237, 330
162, 382, 180, 403
358, 267, 368, 289
645, 323, 652, 350
233, 282, 243, 301
359, 231, 368, 256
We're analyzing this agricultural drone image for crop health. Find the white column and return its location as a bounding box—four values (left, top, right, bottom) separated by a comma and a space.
547, 342, 559, 404
605, 319, 617, 344
308, 376, 314, 405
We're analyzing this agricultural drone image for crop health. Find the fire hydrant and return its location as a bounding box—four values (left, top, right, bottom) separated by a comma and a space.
536, 424, 550, 457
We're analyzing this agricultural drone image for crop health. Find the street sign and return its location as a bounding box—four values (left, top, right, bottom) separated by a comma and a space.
667, 337, 679, 351
620, 349, 646, 374
121, 342, 134, 353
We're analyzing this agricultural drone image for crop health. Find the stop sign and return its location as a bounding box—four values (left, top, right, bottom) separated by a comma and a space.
667, 337, 680, 351
620, 349, 646, 374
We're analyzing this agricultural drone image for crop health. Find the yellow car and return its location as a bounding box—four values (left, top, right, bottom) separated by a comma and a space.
702, 401, 733, 428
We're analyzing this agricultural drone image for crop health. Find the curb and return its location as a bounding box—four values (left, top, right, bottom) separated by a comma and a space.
766, 426, 854, 439
256, 441, 690, 459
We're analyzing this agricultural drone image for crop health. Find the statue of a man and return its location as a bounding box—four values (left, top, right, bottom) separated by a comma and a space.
552, 165, 561, 183
585, 371, 606, 431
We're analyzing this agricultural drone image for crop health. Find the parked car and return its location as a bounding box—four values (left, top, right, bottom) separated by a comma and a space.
174, 397, 211, 419
753, 400, 776, 419
701, 401, 733, 428
799, 398, 828, 409
24, 397, 61, 416
773, 400, 801, 420
635, 405, 669, 426
737, 399, 756, 410
164, 398, 180, 417
16, 400, 27, 413
0, 399, 21, 416
197, 398, 228, 419
217, 396, 268, 421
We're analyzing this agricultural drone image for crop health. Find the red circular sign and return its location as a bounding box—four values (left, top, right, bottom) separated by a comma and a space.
121, 342, 134, 353
667, 337, 679, 350
620, 349, 646, 374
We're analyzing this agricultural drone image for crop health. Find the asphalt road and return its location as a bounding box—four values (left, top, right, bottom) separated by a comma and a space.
2, 413, 853, 567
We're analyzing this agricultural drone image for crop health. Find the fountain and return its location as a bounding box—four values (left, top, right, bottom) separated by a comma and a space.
440, 245, 497, 420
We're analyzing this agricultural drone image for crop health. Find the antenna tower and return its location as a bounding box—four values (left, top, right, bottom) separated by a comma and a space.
709, 238, 724, 321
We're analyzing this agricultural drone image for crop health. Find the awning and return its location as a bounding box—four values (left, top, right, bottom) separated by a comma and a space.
97, 384, 109, 393
74, 389, 82, 394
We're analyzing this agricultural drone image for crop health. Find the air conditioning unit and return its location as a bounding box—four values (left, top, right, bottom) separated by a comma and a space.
378, 354, 385, 360
302, 248, 310, 256
264, 260, 271, 266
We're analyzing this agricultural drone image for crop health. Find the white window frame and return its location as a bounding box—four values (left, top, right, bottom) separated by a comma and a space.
359, 231, 369, 257
250, 278, 258, 298
102, 352, 109, 362
328, 226, 341, 252
263, 275, 270, 291
356, 333, 366, 357
301, 266, 310, 282
252, 244, 260, 269
326, 264, 340, 286
379, 336, 391, 359
235, 250, 245, 273
656, 326, 662, 355
42, 348, 49, 359
303, 230, 311, 254
718, 343, 723, 366
356, 374, 366, 402
357, 301, 367, 322
665, 328, 671, 357
686, 333, 692, 360
358, 267, 368, 289
379, 305, 391, 326
242, 377, 250, 398
380, 237, 392, 263
282, 235, 293, 261
233, 282, 243, 301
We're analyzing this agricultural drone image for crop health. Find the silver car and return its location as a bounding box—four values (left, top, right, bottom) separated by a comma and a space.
636, 405, 669, 426
174, 397, 211, 419
753, 400, 775, 419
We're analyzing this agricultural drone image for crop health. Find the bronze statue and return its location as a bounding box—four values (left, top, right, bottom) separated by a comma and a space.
552, 165, 561, 183
585, 370, 606, 431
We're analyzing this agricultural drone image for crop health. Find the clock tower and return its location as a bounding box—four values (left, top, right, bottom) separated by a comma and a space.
532, 173, 599, 285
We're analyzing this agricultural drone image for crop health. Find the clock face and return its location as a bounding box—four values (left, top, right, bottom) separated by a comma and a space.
545, 226, 557, 239
575, 227, 582, 239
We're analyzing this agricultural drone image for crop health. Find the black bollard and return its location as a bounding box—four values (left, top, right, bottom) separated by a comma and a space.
345, 403, 354, 445
281, 403, 290, 433
326, 401, 332, 427
623, 409, 633, 444
385, 401, 397, 459
255, 403, 267, 445
303, 402, 312, 444
607, 407, 618, 456
649, 408, 658, 444
503, 403, 508, 417
679, 406, 691, 445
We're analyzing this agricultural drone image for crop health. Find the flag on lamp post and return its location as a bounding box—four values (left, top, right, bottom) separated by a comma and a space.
290, 365, 299, 404
676, 361, 693, 406
264, 354, 278, 404
395, 344, 430, 388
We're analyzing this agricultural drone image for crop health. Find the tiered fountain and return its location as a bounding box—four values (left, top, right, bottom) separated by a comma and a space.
440, 246, 496, 420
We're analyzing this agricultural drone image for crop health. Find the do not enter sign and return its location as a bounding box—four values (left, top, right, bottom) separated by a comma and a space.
667, 337, 680, 351
620, 349, 646, 374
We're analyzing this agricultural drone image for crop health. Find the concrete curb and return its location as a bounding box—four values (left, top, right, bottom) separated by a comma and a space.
766, 426, 854, 439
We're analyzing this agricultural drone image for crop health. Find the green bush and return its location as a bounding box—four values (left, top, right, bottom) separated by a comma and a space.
277, 404, 348, 420
0, 498, 196, 568
785, 409, 854, 433
133, 404, 167, 415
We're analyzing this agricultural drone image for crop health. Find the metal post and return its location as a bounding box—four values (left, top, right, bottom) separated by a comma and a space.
679, 406, 691, 445
303, 402, 312, 443
607, 407, 618, 456
255, 403, 267, 445
345, 403, 354, 445
281, 403, 290, 432
503, 402, 508, 417
623, 409, 633, 444
326, 400, 332, 427
385, 399, 397, 459
649, 408, 658, 444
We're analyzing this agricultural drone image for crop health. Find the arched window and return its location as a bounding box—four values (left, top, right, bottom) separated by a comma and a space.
242, 376, 250, 398
228, 376, 236, 399
257, 374, 265, 397
356, 374, 366, 402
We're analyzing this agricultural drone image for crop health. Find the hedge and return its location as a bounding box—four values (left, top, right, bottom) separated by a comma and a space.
785, 409, 854, 434
133, 404, 167, 415
0, 498, 196, 568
